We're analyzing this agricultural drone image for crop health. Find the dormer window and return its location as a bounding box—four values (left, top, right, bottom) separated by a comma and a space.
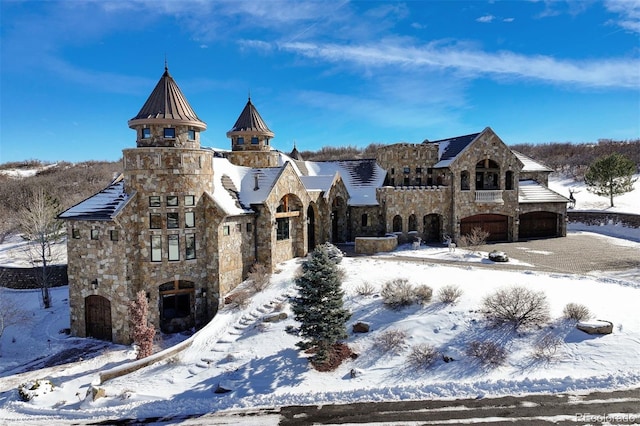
237, 137, 244, 145
164, 128, 176, 138
188, 130, 196, 140
142, 128, 151, 139
251, 137, 259, 145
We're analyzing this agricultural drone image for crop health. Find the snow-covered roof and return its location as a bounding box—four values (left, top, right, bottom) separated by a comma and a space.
58, 175, 130, 221
238, 167, 285, 206
303, 159, 386, 206
210, 157, 253, 216
518, 180, 569, 203
299, 175, 336, 194
513, 151, 554, 172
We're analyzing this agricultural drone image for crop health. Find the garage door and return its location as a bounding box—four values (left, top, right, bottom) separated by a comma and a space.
461, 214, 508, 242
519, 211, 558, 239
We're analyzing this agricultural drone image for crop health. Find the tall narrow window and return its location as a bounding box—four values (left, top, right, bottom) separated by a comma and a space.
151, 236, 162, 262
223, 225, 230, 236
90, 229, 99, 240
72, 228, 80, 239
188, 130, 196, 140
110, 230, 119, 241
185, 211, 195, 228
461, 171, 470, 190
164, 128, 176, 138
150, 213, 162, 229
361, 214, 368, 227
185, 234, 196, 260
506, 171, 514, 190
168, 235, 179, 261
276, 218, 290, 240
167, 212, 179, 229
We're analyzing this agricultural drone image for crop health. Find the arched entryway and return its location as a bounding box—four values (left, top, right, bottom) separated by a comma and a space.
392, 215, 403, 233
85, 295, 112, 341
331, 196, 347, 243
519, 211, 560, 239
159, 280, 195, 334
423, 214, 441, 243
461, 214, 508, 242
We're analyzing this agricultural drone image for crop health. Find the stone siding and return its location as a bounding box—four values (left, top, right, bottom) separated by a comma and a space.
0, 265, 68, 289
376, 143, 440, 186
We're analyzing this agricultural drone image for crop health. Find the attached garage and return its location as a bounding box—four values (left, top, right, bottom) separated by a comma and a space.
519, 211, 560, 239
460, 214, 508, 242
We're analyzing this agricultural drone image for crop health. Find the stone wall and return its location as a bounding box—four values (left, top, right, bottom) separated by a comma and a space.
376, 143, 440, 186
349, 205, 384, 238
0, 265, 68, 289
355, 235, 398, 254
226, 151, 279, 168
568, 211, 640, 228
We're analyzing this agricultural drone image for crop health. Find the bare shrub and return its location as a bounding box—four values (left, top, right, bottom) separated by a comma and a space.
562, 303, 591, 321
414, 284, 433, 304
354, 281, 375, 296
437, 285, 463, 304
482, 286, 550, 329
407, 343, 439, 368
247, 263, 270, 292
458, 227, 489, 251
226, 290, 251, 309
466, 341, 507, 366
532, 334, 563, 361
381, 279, 414, 309
375, 329, 408, 354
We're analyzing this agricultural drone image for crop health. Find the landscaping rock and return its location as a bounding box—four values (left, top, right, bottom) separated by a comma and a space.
488, 250, 509, 262
263, 312, 288, 323
86, 385, 106, 401
577, 320, 613, 335
353, 322, 370, 333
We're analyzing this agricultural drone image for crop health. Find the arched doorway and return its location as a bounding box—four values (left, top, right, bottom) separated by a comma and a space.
423, 214, 441, 243
392, 215, 403, 233
331, 196, 347, 243
159, 280, 195, 334
85, 295, 112, 341
307, 204, 316, 251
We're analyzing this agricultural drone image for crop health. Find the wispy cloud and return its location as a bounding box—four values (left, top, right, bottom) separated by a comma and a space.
503, 17, 515, 23
476, 15, 495, 23
604, 0, 640, 33
279, 40, 640, 89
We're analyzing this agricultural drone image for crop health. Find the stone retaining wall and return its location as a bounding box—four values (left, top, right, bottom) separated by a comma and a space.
568, 211, 640, 228
355, 235, 398, 255
0, 265, 68, 289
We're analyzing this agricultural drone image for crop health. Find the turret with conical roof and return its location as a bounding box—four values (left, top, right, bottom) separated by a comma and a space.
128, 65, 206, 148
226, 97, 279, 168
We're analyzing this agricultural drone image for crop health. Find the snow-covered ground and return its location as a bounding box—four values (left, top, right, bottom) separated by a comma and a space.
0, 173, 638, 424
549, 173, 640, 214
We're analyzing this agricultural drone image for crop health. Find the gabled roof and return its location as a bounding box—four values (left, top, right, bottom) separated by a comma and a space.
227, 98, 274, 137
58, 175, 130, 221
303, 159, 386, 206
426, 132, 481, 167
513, 151, 554, 172
518, 180, 569, 203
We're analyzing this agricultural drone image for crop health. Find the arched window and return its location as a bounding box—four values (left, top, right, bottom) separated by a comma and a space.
408, 214, 417, 232
392, 215, 403, 233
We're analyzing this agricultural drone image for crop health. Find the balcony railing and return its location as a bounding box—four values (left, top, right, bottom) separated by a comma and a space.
475, 190, 503, 203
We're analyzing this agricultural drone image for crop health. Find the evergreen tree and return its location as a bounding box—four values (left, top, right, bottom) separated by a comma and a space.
292, 245, 350, 366
584, 153, 637, 207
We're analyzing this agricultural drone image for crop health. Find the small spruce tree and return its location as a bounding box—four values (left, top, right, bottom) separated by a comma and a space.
584, 153, 637, 207
129, 290, 156, 359
292, 244, 350, 368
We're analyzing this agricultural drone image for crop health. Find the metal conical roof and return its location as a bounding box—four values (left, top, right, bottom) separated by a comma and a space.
228, 97, 274, 136
129, 66, 206, 128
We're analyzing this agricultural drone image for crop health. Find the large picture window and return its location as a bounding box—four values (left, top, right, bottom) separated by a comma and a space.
151, 236, 162, 262
168, 234, 179, 261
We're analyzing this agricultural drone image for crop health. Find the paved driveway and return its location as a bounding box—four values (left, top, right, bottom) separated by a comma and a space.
486, 233, 639, 275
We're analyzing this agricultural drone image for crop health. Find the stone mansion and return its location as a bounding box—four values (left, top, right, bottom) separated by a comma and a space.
59, 67, 569, 344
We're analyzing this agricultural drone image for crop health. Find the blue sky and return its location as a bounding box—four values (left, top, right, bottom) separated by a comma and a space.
1, 0, 639, 163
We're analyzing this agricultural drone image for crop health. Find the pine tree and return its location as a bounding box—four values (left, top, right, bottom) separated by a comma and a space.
129, 290, 156, 359
292, 244, 350, 367
584, 153, 637, 207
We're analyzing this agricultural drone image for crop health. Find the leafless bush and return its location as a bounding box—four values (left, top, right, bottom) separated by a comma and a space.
407, 343, 439, 368
374, 329, 408, 354
532, 334, 563, 361
482, 286, 550, 329
381, 279, 414, 309
562, 303, 591, 321
458, 227, 489, 251
354, 281, 375, 296
437, 285, 463, 304
414, 284, 433, 304
226, 290, 251, 309
247, 263, 270, 292
466, 341, 507, 366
